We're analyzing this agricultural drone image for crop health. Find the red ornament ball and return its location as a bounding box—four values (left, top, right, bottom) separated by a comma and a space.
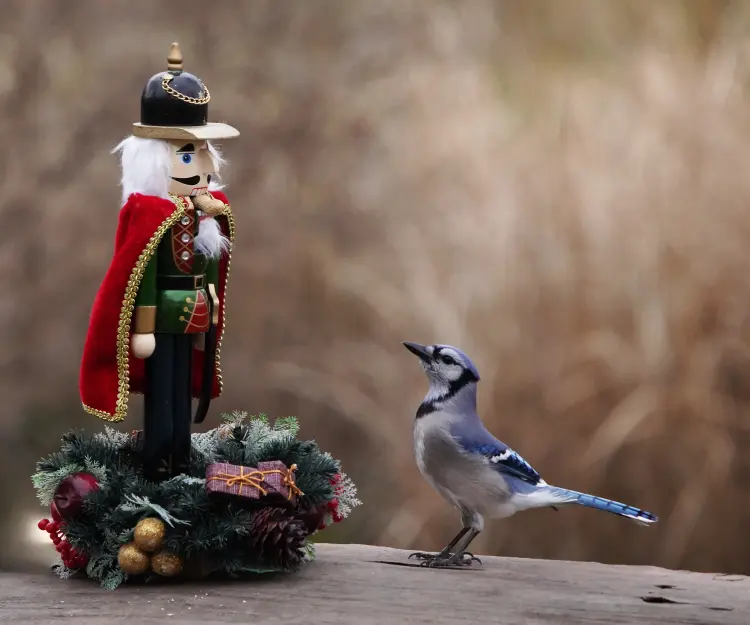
52, 472, 100, 521
37, 519, 49, 530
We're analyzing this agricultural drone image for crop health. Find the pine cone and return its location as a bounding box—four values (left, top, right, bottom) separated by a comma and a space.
249, 507, 307, 570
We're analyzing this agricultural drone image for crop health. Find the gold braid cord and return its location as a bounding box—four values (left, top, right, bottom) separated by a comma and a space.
83, 194, 235, 422
161, 73, 211, 105
213, 198, 235, 397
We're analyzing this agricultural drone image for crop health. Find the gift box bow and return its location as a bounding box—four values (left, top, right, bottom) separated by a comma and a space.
206, 461, 303, 499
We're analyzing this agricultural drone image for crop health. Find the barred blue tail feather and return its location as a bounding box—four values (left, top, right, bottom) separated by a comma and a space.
547, 486, 658, 525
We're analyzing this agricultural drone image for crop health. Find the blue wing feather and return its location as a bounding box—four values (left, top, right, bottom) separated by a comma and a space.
451, 427, 542, 485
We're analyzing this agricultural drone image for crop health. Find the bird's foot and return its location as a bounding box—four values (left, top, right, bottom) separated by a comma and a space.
408, 551, 439, 561
416, 551, 482, 568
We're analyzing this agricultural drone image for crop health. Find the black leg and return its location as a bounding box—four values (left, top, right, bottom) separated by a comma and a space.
143, 333, 174, 482
421, 529, 482, 568
171, 334, 194, 476
409, 527, 469, 562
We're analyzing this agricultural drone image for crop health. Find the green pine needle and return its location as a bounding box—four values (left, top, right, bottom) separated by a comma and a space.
118, 494, 190, 527
31, 463, 83, 505
273, 416, 300, 437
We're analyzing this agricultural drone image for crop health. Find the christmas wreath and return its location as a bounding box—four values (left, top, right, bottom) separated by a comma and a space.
31, 412, 360, 590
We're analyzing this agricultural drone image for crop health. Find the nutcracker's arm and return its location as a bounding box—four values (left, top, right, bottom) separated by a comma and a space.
206, 255, 219, 299
134, 254, 157, 333
131, 253, 157, 359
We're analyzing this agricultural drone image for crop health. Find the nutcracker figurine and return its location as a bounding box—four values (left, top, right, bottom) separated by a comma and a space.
79, 43, 239, 481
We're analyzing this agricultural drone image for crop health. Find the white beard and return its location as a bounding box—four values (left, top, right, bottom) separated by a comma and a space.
195, 216, 230, 259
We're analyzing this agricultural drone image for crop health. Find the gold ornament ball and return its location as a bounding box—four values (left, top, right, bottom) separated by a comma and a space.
151, 551, 184, 577
134, 517, 166, 553
117, 543, 150, 575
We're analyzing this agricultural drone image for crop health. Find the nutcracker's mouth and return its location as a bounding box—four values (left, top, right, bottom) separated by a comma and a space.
171, 175, 201, 186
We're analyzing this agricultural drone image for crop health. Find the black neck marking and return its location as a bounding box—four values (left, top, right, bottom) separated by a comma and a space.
415, 369, 478, 419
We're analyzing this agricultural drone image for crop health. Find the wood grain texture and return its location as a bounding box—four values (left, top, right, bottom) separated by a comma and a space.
0, 544, 747, 625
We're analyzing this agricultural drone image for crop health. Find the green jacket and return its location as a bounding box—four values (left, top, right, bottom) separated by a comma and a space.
134, 208, 219, 335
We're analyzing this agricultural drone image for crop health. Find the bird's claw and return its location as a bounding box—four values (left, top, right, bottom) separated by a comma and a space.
416, 551, 482, 568
408, 551, 436, 560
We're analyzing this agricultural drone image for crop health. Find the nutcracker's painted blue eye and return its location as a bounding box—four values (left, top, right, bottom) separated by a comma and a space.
181, 154, 193, 164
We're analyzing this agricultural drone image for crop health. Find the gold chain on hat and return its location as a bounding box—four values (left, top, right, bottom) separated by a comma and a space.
160, 42, 211, 105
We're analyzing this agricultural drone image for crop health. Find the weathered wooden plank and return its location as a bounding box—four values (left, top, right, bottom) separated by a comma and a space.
0, 544, 747, 624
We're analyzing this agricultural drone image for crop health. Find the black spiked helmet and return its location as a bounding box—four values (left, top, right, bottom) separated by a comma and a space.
131, 42, 239, 141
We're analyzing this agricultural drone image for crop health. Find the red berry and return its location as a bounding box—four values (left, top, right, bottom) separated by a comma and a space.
333, 512, 344, 523
61, 542, 72, 554
37, 519, 49, 530
327, 498, 339, 510
51, 535, 61, 545
319, 522, 326, 530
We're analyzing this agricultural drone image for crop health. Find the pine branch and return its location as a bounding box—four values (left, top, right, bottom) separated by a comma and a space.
31, 463, 83, 505
36, 451, 72, 473
334, 471, 362, 519
101, 569, 127, 591
221, 410, 249, 427
303, 542, 316, 562
93, 426, 131, 450
83, 456, 109, 486
273, 416, 300, 437
118, 494, 190, 527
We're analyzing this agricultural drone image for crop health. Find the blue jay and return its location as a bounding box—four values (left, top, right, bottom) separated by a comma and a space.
403, 341, 658, 568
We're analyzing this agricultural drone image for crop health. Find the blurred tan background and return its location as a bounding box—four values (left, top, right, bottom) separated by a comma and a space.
2, 0, 750, 575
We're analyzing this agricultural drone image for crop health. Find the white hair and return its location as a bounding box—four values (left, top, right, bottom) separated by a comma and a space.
112, 135, 230, 258
112, 136, 171, 205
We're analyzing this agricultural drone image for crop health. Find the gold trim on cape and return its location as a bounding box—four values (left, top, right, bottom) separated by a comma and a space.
83, 194, 235, 422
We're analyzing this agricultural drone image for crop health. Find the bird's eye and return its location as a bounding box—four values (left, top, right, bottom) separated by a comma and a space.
440, 355, 456, 366
181, 154, 193, 164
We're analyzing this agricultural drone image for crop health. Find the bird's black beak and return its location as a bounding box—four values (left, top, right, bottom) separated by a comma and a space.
402, 341, 431, 362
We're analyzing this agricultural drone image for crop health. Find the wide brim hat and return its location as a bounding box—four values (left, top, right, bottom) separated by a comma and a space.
132, 42, 239, 141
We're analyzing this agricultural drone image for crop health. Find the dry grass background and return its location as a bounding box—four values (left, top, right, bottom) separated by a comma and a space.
1, 0, 749, 574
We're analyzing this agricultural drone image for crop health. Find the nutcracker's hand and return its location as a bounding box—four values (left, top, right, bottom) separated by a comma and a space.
193, 193, 225, 217
131, 333, 156, 359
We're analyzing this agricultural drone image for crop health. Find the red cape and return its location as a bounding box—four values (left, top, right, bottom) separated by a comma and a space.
80, 191, 234, 422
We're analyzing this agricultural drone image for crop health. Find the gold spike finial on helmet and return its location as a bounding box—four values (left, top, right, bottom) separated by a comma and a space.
167, 42, 183, 72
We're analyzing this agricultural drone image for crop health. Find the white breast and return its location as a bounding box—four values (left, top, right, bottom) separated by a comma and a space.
412, 417, 432, 477
413, 413, 514, 517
